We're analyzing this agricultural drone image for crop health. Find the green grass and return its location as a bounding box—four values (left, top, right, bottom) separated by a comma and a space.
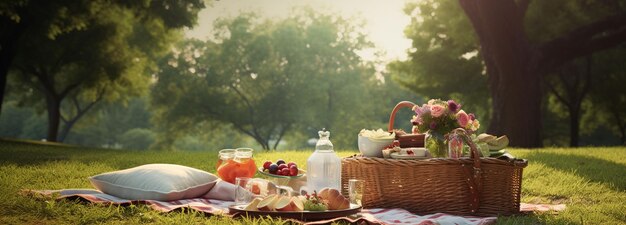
1, 140, 625, 224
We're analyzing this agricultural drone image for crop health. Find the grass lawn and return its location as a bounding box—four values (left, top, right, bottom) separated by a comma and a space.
1, 140, 625, 224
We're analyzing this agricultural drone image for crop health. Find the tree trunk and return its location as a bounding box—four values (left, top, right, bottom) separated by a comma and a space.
569, 108, 580, 147
46, 95, 61, 142
459, 0, 542, 147
459, 0, 626, 147
0, 18, 25, 115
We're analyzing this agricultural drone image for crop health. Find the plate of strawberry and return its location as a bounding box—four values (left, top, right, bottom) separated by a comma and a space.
258, 159, 305, 178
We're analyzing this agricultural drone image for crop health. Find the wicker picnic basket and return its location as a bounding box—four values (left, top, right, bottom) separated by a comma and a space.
341, 101, 528, 216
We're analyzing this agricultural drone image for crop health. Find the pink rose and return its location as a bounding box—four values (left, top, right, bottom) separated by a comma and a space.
430, 105, 445, 118
457, 110, 470, 128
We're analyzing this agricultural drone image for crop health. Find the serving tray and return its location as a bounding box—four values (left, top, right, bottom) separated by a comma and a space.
229, 203, 362, 221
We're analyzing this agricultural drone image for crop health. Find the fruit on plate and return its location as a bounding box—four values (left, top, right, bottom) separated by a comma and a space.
318, 188, 350, 210
303, 191, 328, 211
289, 165, 298, 176
262, 161, 272, 170
250, 183, 261, 195
244, 198, 262, 211
268, 163, 279, 174
263, 159, 299, 176
251, 194, 304, 212
257, 195, 279, 211
275, 196, 304, 212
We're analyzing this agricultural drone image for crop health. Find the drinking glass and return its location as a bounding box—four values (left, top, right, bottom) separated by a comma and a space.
235, 177, 253, 205
348, 179, 364, 206
235, 178, 277, 205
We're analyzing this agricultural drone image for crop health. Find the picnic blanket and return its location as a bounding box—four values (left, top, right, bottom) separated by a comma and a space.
23, 189, 566, 225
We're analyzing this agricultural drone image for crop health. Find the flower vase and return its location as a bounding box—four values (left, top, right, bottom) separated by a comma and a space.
425, 131, 448, 158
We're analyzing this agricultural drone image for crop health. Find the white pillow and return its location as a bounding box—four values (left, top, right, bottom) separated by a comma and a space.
89, 164, 217, 201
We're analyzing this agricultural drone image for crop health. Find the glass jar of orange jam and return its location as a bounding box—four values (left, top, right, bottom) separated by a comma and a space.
217, 148, 257, 184
216, 149, 235, 169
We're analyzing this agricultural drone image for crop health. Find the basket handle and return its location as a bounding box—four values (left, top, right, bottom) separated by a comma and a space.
388, 101, 417, 132
451, 128, 483, 213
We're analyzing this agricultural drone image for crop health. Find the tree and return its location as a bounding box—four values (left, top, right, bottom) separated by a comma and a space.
0, 1, 206, 114
152, 9, 379, 150
587, 46, 626, 145
119, 128, 155, 150
389, 0, 491, 129
457, 0, 626, 147
63, 97, 153, 148
5, 0, 205, 142
396, 0, 626, 147
544, 57, 593, 147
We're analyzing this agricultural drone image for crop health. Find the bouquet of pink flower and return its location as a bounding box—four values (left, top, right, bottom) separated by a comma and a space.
411, 99, 480, 136
411, 99, 480, 157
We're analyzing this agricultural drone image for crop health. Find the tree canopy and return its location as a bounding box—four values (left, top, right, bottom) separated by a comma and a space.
152, 9, 415, 150
3, 0, 205, 142
393, 0, 626, 147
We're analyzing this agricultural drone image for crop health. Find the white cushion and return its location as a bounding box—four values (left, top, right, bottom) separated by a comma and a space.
89, 164, 217, 201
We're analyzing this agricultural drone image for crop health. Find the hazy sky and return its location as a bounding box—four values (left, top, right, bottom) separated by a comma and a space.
185, 0, 413, 62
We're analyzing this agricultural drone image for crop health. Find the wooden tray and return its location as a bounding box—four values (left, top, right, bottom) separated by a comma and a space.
229, 204, 362, 221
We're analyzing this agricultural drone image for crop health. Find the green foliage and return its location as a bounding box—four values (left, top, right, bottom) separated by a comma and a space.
394, 0, 626, 146
152, 8, 408, 150
0, 101, 47, 140
524, 1, 626, 43
3, 0, 206, 141
118, 128, 155, 150
63, 97, 152, 148
0, 101, 30, 137
389, 0, 489, 128
1, 141, 626, 224
585, 46, 626, 144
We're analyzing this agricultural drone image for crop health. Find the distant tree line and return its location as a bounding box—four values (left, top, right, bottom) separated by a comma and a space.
1, 0, 624, 150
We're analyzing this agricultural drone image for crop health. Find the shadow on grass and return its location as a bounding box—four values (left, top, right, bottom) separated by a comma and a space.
524, 151, 626, 191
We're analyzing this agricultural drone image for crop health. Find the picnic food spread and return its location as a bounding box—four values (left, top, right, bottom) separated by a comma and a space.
225, 99, 527, 219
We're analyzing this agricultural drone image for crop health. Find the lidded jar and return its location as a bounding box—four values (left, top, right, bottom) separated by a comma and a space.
217, 148, 257, 184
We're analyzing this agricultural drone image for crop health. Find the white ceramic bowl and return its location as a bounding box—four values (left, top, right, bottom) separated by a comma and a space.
358, 135, 393, 158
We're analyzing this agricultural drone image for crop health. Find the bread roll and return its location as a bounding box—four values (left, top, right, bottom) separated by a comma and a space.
318, 188, 349, 210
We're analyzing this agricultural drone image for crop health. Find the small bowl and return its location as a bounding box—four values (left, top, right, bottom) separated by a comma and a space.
258, 167, 305, 179
358, 135, 394, 158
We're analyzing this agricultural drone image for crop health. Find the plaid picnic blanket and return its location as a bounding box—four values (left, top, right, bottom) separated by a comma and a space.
24, 189, 565, 225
